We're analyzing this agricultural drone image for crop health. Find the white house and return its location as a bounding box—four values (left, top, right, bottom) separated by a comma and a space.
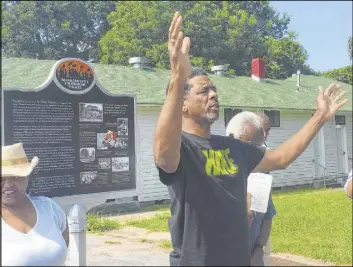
2, 57, 352, 212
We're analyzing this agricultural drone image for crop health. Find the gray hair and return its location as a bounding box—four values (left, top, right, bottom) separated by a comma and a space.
255, 111, 270, 124
226, 111, 264, 145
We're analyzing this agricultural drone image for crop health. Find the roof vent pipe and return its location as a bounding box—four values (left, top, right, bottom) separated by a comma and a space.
128, 57, 147, 69
211, 65, 228, 76
296, 70, 301, 93
296, 70, 301, 87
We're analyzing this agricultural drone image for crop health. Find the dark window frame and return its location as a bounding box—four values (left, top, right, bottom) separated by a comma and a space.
335, 115, 346, 125
224, 108, 243, 127
264, 110, 280, 127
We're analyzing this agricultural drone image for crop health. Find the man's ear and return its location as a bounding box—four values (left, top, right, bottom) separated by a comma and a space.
182, 105, 188, 112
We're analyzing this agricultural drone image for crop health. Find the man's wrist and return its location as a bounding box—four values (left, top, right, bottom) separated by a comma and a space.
312, 111, 326, 125
167, 76, 185, 95
171, 74, 186, 84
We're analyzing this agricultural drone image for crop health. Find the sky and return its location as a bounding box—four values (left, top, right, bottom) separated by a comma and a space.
270, 1, 352, 72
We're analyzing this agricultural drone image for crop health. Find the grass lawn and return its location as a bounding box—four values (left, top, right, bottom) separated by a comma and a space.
86, 214, 122, 233
118, 188, 352, 265
125, 212, 170, 232
271, 189, 352, 266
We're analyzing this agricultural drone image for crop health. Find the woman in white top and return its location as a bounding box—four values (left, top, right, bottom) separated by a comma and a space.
1, 143, 69, 266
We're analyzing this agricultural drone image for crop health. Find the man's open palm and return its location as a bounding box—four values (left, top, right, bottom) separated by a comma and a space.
317, 83, 348, 122
168, 12, 191, 82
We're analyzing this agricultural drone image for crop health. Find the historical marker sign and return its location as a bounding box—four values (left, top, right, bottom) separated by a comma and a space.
2, 58, 137, 197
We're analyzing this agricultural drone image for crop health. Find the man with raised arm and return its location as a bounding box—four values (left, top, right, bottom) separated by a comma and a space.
153, 12, 348, 266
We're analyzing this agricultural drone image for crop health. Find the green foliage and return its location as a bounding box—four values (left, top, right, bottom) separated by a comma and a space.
125, 212, 170, 232
87, 214, 121, 233
1, 1, 115, 60
264, 33, 309, 79
158, 239, 173, 249
99, 1, 172, 65
321, 66, 352, 85
99, 1, 310, 79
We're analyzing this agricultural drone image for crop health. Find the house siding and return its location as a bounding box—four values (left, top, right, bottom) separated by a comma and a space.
346, 113, 353, 172
263, 113, 315, 187
138, 110, 169, 202
323, 112, 353, 177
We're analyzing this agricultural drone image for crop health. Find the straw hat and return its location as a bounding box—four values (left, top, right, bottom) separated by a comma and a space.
1, 143, 39, 177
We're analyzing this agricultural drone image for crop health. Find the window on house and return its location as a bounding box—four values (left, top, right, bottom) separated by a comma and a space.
335, 115, 345, 125
224, 108, 242, 127
264, 110, 280, 127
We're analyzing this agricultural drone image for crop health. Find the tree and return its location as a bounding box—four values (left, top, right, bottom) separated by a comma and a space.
99, 1, 173, 67
264, 32, 310, 79
321, 66, 352, 85
99, 1, 310, 79
1, 1, 115, 60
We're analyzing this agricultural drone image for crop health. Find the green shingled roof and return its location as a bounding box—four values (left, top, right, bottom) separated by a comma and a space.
2, 57, 352, 111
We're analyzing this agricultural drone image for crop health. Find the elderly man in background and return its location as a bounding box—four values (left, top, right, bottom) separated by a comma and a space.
255, 112, 277, 266
226, 111, 271, 266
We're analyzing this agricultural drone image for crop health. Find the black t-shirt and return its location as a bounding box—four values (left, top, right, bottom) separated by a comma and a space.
158, 132, 265, 266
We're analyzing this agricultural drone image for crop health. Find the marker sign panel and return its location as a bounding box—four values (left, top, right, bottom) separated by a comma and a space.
2, 58, 137, 197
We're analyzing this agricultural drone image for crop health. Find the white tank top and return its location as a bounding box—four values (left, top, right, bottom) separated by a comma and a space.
1, 195, 68, 266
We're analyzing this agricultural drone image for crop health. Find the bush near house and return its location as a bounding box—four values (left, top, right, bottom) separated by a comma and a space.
321, 66, 353, 85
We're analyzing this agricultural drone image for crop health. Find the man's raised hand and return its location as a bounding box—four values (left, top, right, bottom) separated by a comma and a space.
168, 12, 191, 83
316, 83, 348, 122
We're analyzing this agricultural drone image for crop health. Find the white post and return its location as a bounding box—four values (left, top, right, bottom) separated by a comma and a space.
68, 204, 87, 266
296, 70, 301, 88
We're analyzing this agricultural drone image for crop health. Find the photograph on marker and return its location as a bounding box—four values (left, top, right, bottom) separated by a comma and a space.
98, 158, 111, 170
116, 137, 128, 150
79, 102, 103, 122
79, 147, 96, 163
117, 118, 128, 136
97, 131, 121, 150
80, 171, 98, 185
112, 157, 129, 172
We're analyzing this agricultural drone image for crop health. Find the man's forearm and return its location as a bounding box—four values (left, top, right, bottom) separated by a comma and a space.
273, 111, 325, 169
153, 77, 184, 173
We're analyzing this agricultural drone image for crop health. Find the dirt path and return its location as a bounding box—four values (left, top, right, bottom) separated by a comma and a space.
65, 226, 335, 266
65, 227, 169, 266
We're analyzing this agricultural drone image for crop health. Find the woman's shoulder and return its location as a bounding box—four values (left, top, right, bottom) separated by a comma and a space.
29, 195, 49, 204
29, 195, 53, 205
29, 195, 67, 229
29, 195, 63, 214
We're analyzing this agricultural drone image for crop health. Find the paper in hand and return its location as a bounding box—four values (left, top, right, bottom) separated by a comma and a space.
247, 173, 273, 213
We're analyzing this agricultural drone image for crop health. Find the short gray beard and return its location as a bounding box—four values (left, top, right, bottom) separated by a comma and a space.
205, 112, 219, 124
